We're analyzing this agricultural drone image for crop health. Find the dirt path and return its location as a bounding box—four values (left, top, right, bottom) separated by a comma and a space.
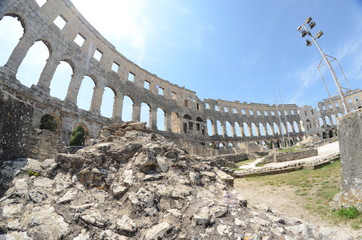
234, 179, 362, 239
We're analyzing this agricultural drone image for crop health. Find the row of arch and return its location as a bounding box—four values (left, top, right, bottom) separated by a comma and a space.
205, 119, 302, 138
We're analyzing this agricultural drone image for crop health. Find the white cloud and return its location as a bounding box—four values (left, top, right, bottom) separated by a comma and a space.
73, 0, 152, 63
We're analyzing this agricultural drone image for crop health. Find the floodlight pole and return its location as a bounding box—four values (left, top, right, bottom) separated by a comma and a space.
299, 21, 349, 114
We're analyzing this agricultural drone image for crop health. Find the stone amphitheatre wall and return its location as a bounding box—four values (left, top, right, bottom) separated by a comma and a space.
0, 0, 305, 156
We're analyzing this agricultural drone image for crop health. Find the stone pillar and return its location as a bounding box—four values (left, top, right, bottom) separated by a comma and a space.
132, 102, 141, 122
165, 112, 171, 132
248, 124, 252, 137
222, 123, 226, 137
335, 109, 362, 210
212, 122, 217, 136
150, 108, 157, 130
5, 34, 35, 75
112, 93, 123, 121
65, 72, 83, 105
90, 84, 105, 115
239, 124, 244, 137
37, 54, 60, 93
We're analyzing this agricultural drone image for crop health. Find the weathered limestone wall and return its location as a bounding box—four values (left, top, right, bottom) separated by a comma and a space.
0, 89, 33, 162
336, 109, 362, 209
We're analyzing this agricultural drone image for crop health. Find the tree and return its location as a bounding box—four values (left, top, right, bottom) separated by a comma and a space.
40, 114, 58, 132
70, 126, 85, 146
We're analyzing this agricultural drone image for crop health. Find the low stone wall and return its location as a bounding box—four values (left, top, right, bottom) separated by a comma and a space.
28, 129, 68, 161
0, 89, 33, 162
233, 153, 339, 178
334, 109, 362, 210
261, 148, 318, 164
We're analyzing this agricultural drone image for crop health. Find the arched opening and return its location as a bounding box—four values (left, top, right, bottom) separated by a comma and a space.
293, 121, 299, 133
331, 115, 337, 126
287, 122, 293, 133
266, 123, 272, 136
40, 114, 59, 133
50, 60, 73, 100
140, 103, 150, 126
259, 123, 265, 136
280, 122, 286, 134
243, 123, 250, 137
171, 112, 180, 133
0, 15, 24, 67
325, 116, 331, 128
251, 123, 258, 136
77, 76, 95, 111
225, 121, 232, 137
122, 96, 134, 122
207, 119, 213, 136
157, 108, 166, 131
318, 117, 324, 128
17, 40, 50, 87
273, 123, 280, 135
216, 121, 222, 135
100, 87, 115, 118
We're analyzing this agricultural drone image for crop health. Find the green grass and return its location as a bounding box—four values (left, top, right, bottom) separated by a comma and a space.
278, 146, 304, 153
243, 159, 362, 229
235, 159, 256, 167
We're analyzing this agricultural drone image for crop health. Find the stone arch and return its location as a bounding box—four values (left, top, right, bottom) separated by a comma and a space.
287, 122, 293, 133
16, 39, 51, 87
39, 113, 61, 133
293, 121, 299, 133
207, 119, 213, 136
273, 123, 280, 135
235, 122, 241, 137
325, 116, 331, 127
251, 122, 258, 136
259, 123, 266, 136
225, 121, 232, 137
266, 123, 273, 135
140, 102, 151, 126
195, 117, 204, 134
331, 114, 337, 126
50, 60, 73, 100
280, 122, 286, 134
216, 120, 222, 135
157, 108, 166, 131
243, 122, 250, 137
77, 76, 96, 111
0, 14, 25, 67
122, 95, 134, 122
100, 87, 116, 118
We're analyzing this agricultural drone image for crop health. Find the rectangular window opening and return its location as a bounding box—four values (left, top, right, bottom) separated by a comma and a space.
112, 62, 120, 72
128, 72, 135, 82
144, 80, 150, 90
54, 15, 67, 30
184, 100, 189, 107
93, 49, 103, 61
74, 33, 85, 47
158, 87, 164, 95
171, 92, 177, 100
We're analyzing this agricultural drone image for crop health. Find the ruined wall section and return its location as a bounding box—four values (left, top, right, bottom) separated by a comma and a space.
0, 88, 33, 162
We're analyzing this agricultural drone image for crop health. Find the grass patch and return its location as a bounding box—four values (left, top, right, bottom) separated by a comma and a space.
334, 206, 360, 219
242, 159, 362, 229
278, 146, 304, 153
235, 159, 256, 167
27, 169, 40, 177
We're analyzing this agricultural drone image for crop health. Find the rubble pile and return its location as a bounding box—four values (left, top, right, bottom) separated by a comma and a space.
0, 122, 334, 239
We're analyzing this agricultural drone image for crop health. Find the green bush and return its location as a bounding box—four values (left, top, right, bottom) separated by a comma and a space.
40, 114, 58, 132
27, 169, 40, 177
334, 206, 360, 219
70, 126, 85, 146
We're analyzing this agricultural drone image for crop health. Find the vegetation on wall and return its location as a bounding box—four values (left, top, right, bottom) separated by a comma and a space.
40, 114, 58, 132
70, 126, 85, 146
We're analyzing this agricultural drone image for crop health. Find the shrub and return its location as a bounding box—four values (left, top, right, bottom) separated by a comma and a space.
334, 206, 360, 219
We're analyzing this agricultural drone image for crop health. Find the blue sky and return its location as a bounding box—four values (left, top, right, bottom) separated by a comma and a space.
1, 0, 362, 120
71, 0, 362, 107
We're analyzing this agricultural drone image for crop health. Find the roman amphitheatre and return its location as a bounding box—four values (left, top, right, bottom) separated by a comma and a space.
1, 0, 362, 239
